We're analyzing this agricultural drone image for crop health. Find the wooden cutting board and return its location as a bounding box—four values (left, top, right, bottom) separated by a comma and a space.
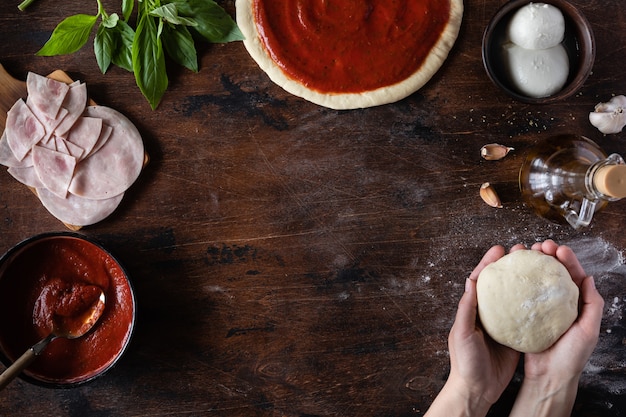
0, 63, 27, 128
0, 63, 83, 129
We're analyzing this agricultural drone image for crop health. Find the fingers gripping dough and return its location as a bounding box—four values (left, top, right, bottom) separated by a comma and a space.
476, 250, 579, 353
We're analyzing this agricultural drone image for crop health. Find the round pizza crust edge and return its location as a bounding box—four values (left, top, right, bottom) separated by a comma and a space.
236, 0, 464, 110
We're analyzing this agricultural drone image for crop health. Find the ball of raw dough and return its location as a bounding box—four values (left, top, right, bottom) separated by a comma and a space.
476, 250, 579, 353
503, 43, 569, 98
508, 3, 565, 50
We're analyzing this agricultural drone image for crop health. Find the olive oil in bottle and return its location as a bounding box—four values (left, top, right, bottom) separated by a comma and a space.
519, 135, 626, 229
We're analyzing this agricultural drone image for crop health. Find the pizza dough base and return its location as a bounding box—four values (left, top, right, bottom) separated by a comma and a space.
476, 250, 579, 353
236, 0, 464, 110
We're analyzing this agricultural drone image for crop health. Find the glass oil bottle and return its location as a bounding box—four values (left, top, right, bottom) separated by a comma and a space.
519, 135, 626, 229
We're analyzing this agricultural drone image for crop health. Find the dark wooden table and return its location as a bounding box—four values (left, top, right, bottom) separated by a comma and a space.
1, 1, 625, 416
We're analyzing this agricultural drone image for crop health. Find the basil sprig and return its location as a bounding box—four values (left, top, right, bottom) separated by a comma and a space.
31, 0, 243, 109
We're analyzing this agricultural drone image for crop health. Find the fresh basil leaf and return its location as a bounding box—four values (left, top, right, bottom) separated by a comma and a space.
162, 23, 198, 72
95, 18, 135, 73
37, 14, 98, 56
133, 12, 168, 109
167, 0, 243, 43
151, 3, 198, 26
102, 12, 120, 29
111, 20, 135, 72
121, 0, 134, 22
94, 23, 117, 73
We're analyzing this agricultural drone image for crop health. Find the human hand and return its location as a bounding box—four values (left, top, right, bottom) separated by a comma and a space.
521, 240, 604, 382
508, 240, 605, 417
426, 244, 522, 417
447, 245, 521, 405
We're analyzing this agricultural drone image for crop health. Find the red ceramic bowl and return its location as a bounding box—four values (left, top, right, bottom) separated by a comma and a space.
0, 232, 135, 387
482, 0, 595, 103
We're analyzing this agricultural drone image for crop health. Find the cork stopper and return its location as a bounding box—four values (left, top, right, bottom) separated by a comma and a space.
593, 165, 626, 198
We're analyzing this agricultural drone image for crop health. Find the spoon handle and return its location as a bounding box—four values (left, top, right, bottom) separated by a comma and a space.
0, 334, 53, 390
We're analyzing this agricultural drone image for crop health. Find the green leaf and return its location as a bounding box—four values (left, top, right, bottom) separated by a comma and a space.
95, 18, 136, 73
162, 23, 198, 72
150, 3, 198, 26
111, 20, 135, 72
94, 14, 122, 73
132, 12, 168, 109
94, 23, 117, 73
102, 12, 120, 29
37, 14, 98, 56
167, 0, 243, 43
121, 0, 134, 22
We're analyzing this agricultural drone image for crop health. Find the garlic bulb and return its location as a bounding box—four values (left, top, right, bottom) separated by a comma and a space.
589, 95, 626, 134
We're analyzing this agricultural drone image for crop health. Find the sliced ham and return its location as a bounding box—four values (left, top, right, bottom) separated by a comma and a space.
57, 136, 84, 160
37, 187, 124, 227
0, 132, 16, 166
26, 72, 69, 119
5, 99, 45, 161
32, 145, 76, 199
8, 166, 45, 189
87, 124, 113, 158
69, 106, 144, 200
55, 136, 69, 154
3, 71, 144, 228
54, 82, 87, 137
27, 95, 69, 140
38, 135, 57, 151
65, 116, 102, 158
0, 131, 33, 168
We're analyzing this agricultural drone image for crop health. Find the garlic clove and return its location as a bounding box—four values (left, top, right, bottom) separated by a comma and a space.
480, 182, 503, 208
589, 95, 626, 134
481, 143, 514, 160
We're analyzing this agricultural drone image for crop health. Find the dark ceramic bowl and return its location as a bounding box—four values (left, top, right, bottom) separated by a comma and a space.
482, 0, 595, 103
0, 232, 135, 388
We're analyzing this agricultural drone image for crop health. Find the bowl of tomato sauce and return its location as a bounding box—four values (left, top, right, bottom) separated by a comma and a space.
0, 232, 136, 387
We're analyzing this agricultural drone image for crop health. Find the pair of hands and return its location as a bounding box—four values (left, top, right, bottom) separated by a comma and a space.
426, 240, 605, 417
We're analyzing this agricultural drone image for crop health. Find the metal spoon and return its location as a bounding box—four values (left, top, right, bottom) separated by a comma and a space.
0, 288, 105, 390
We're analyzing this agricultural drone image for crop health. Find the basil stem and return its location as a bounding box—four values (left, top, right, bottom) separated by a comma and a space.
18, 0, 38, 11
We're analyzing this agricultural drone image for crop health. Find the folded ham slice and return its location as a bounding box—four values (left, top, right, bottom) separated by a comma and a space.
69, 106, 144, 200
26, 72, 69, 119
0, 131, 33, 168
65, 116, 102, 159
87, 124, 113, 158
54, 82, 87, 137
5, 99, 45, 161
32, 145, 76, 198
56, 136, 84, 160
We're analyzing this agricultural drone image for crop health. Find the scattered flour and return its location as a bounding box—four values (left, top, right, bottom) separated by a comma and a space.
566, 237, 626, 395
566, 236, 626, 279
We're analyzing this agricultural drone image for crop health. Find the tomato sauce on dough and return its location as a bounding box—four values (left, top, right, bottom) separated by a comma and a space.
0, 236, 134, 384
254, 0, 451, 93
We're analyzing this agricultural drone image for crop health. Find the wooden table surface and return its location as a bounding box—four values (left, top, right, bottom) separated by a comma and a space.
1, 1, 625, 416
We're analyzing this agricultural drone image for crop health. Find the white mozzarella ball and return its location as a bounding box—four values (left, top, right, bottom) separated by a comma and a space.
503, 43, 569, 98
508, 3, 565, 50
